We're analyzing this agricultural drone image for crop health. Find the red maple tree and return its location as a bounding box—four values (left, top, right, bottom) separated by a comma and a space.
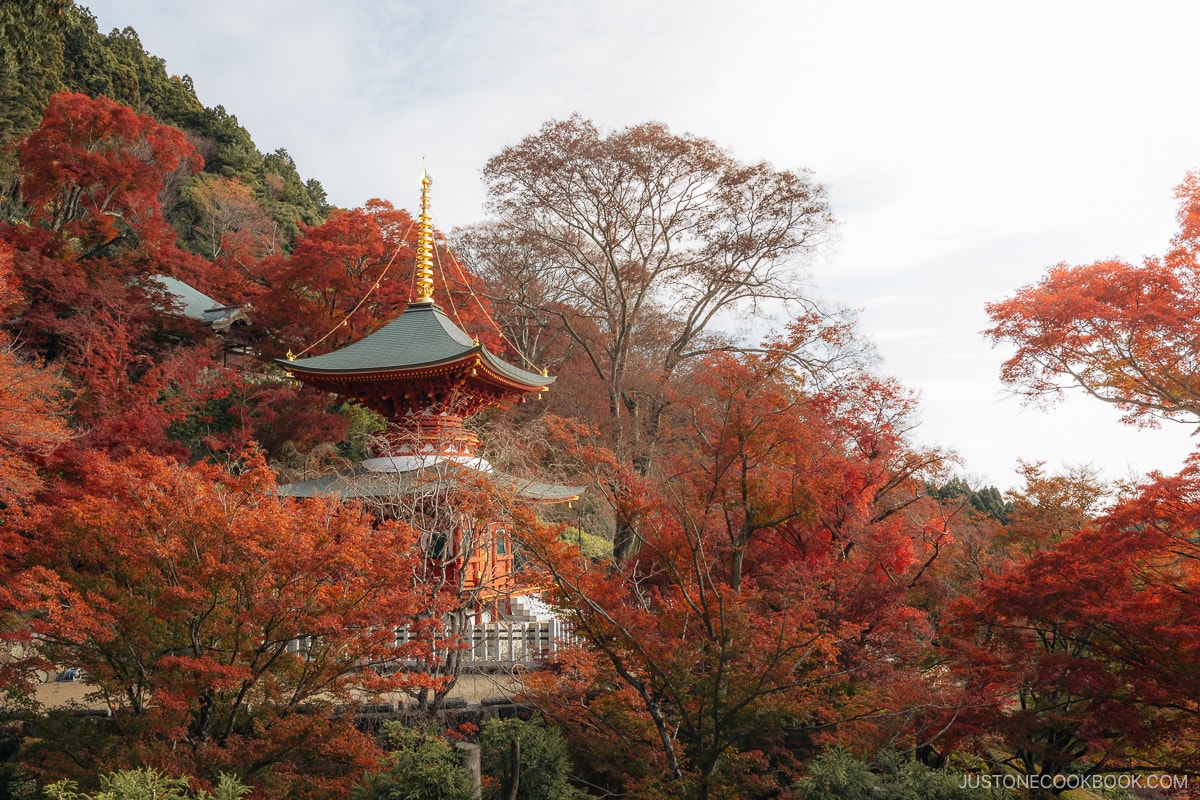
944, 461, 1200, 786
17, 91, 201, 258
986, 172, 1200, 427
2, 451, 441, 798
514, 338, 948, 798
0, 241, 70, 512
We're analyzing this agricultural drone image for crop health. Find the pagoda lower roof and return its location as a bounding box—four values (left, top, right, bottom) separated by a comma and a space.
277, 462, 584, 504
278, 301, 551, 391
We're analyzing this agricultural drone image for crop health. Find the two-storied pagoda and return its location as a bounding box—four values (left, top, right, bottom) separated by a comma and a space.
278, 173, 577, 619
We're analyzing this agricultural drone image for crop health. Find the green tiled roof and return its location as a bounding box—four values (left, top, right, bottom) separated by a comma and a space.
279, 302, 552, 388
277, 463, 584, 504
153, 275, 247, 329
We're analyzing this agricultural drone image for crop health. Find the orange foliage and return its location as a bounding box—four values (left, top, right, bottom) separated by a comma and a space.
945, 458, 1200, 780
3, 451, 436, 797
18, 91, 201, 256
0, 242, 70, 510
986, 172, 1200, 426
512, 339, 949, 797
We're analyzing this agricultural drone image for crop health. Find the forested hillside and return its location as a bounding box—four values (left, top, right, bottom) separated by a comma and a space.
1, 1, 327, 254
0, 3, 1197, 800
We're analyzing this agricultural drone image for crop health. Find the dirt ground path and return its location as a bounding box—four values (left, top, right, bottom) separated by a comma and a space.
36, 671, 524, 710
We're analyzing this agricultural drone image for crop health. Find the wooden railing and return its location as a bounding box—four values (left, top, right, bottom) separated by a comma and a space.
393, 619, 577, 668
285, 619, 578, 670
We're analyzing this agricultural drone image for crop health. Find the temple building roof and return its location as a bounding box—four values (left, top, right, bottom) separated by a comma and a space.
277, 461, 584, 504
278, 301, 551, 391
154, 275, 248, 330
276, 171, 552, 425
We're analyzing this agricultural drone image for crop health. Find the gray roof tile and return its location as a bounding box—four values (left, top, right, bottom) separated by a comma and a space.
280, 302, 552, 388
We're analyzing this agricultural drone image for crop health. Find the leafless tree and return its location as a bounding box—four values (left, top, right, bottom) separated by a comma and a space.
466, 116, 837, 557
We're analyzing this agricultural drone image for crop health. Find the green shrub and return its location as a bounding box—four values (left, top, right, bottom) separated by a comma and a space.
43, 767, 249, 800
561, 527, 612, 561
480, 717, 589, 800
794, 748, 1012, 800
352, 723, 475, 800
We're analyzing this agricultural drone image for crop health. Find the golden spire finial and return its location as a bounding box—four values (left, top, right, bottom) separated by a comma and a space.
414, 170, 435, 304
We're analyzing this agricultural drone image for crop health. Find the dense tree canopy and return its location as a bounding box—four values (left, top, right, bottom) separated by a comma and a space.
3, 452, 433, 797
944, 462, 1200, 788
0, 241, 70, 510
2, 6, 1199, 798
18, 90, 199, 256
512, 334, 949, 798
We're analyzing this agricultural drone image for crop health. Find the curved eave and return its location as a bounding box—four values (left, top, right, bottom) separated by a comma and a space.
276, 349, 474, 380
491, 474, 586, 504
280, 350, 474, 381
276, 302, 552, 387
477, 348, 556, 393
278, 466, 584, 504
279, 347, 552, 395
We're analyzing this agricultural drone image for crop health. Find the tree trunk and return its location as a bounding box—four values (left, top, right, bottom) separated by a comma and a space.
729, 546, 745, 594
457, 742, 482, 799
612, 515, 640, 562
507, 736, 521, 800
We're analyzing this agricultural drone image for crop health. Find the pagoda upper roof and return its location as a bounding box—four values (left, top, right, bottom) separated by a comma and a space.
279, 300, 552, 391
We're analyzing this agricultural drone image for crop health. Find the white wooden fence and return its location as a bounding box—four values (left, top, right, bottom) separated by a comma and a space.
394, 619, 577, 668
285, 619, 577, 669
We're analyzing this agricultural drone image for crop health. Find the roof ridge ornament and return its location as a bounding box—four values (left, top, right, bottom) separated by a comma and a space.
414, 170, 435, 304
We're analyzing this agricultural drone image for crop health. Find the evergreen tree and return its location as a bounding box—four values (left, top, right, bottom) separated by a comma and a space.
353, 724, 475, 800
480, 717, 590, 800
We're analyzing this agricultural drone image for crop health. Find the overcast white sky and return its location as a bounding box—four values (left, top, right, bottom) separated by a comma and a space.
84, 0, 1200, 489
